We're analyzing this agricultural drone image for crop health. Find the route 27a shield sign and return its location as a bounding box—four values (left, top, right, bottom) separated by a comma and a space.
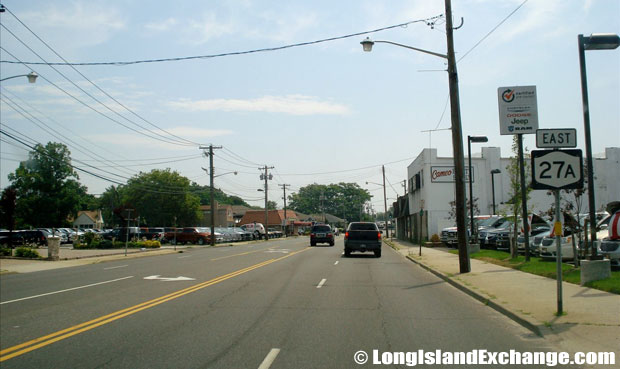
531, 149, 583, 190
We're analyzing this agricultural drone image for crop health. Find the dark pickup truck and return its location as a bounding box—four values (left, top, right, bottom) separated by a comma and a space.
344, 222, 382, 257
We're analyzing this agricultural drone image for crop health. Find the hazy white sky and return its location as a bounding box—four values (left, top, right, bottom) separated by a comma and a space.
1, 0, 618, 210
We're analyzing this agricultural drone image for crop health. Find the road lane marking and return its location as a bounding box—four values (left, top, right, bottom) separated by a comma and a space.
334, 261, 339, 265
103, 265, 128, 270
316, 278, 327, 288
177, 255, 191, 259
0, 247, 312, 362
0, 276, 134, 305
143, 275, 195, 282
258, 348, 281, 369
211, 248, 271, 261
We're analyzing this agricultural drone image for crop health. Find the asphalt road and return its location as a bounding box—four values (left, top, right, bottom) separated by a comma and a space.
1, 237, 569, 368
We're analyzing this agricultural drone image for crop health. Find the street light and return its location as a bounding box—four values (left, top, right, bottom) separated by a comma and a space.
362, 1, 471, 273
0, 71, 38, 83
467, 135, 488, 240
578, 33, 620, 258
490, 169, 501, 215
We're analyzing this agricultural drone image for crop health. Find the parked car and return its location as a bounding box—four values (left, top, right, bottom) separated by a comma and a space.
171, 227, 212, 245
441, 215, 503, 247
141, 227, 166, 241
310, 224, 334, 246
477, 217, 510, 248
539, 233, 579, 261
240, 223, 267, 239
517, 224, 552, 255
268, 228, 283, 238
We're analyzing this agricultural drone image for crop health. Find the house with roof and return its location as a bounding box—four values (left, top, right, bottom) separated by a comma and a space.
199, 203, 234, 227
238, 209, 301, 234
72, 210, 104, 229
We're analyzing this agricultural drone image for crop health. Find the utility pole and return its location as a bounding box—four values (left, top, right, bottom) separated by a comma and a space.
279, 184, 290, 236
445, 0, 470, 273
382, 166, 389, 238
200, 145, 222, 246
260, 165, 274, 240
124, 208, 133, 257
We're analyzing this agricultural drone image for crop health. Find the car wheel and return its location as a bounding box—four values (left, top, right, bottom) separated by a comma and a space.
374, 250, 381, 258
330, 242, 334, 246
344, 249, 351, 257
311, 241, 316, 246
198, 238, 205, 245
170, 239, 177, 245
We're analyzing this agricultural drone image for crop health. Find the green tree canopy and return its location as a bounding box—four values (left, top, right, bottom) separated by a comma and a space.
288, 183, 372, 221
189, 182, 251, 207
119, 169, 201, 227
8, 142, 88, 228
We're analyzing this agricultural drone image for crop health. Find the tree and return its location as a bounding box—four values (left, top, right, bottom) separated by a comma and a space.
288, 183, 371, 221
121, 169, 201, 227
0, 187, 17, 231
503, 136, 532, 258
8, 142, 88, 228
189, 183, 251, 207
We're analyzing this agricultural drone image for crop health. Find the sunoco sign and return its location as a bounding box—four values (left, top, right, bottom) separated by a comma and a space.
497, 85, 539, 135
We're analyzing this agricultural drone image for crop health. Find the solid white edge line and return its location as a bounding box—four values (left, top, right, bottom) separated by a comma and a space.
257, 348, 281, 369
316, 278, 327, 288
103, 265, 129, 270
0, 276, 134, 305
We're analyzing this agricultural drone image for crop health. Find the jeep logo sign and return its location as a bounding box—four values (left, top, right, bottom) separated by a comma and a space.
498, 86, 539, 135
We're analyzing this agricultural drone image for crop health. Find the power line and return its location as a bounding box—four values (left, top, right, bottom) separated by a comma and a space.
0, 46, 196, 147
0, 7, 199, 147
0, 12, 444, 66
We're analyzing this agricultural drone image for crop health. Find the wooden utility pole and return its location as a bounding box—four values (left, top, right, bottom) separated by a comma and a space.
200, 145, 222, 246
279, 184, 290, 236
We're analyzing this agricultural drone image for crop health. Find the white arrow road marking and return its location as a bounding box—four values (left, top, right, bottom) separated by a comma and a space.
264, 248, 290, 254
143, 275, 196, 282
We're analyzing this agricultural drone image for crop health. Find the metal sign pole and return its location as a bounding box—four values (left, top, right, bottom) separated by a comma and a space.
555, 190, 563, 315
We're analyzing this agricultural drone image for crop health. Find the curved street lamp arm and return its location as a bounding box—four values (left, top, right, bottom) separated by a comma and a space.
373, 40, 448, 59
0, 74, 28, 82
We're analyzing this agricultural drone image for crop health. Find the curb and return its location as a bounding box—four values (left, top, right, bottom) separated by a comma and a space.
385, 241, 543, 337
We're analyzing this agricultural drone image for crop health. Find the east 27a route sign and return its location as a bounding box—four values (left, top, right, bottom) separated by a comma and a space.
531, 149, 583, 190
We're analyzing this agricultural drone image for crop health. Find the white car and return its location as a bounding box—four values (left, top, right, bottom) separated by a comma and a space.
597, 212, 620, 268
539, 233, 579, 261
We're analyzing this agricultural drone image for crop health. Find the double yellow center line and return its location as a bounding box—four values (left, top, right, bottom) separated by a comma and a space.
0, 247, 311, 362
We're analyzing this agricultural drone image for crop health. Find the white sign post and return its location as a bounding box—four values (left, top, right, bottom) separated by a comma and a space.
498, 86, 539, 135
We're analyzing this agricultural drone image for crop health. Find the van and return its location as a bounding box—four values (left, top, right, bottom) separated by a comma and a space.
240, 223, 266, 239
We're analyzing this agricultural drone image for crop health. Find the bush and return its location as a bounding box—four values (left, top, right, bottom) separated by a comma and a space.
14, 247, 41, 258
430, 234, 441, 243
83, 232, 96, 246
141, 240, 161, 248
0, 246, 12, 256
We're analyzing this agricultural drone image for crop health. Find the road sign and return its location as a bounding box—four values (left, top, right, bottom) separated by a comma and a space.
536, 129, 577, 148
531, 149, 583, 190
498, 85, 539, 135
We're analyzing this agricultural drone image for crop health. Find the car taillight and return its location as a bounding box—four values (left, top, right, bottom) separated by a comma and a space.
311, 233, 315, 237
328, 234, 333, 238
378, 232, 382, 240
344, 232, 349, 239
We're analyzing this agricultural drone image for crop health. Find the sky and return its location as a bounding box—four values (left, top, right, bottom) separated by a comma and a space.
1, 0, 619, 212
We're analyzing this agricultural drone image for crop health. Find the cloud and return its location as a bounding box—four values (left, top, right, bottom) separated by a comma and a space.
145, 17, 178, 32
188, 12, 235, 44
21, 2, 125, 47
167, 95, 351, 115
90, 127, 232, 148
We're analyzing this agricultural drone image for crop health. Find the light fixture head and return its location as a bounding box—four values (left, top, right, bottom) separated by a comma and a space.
360, 37, 374, 52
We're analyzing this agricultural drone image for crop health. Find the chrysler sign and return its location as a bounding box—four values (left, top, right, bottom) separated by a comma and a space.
498, 86, 539, 135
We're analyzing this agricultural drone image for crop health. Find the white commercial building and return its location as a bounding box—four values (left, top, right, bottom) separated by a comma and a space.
402, 147, 620, 241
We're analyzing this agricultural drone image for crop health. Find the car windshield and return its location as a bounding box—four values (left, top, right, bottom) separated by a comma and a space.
349, 223, 377, 231
312, 225, 331, 232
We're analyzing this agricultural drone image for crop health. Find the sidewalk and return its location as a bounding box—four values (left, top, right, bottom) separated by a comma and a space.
0, 247, 180, 274
388, 239, 620, 354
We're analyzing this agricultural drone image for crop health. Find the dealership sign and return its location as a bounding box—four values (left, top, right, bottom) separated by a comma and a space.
498, 85, 539, 135
431, 166, 472, 183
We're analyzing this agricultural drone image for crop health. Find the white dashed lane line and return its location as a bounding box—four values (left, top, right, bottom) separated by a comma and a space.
316, 278, 327, 289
